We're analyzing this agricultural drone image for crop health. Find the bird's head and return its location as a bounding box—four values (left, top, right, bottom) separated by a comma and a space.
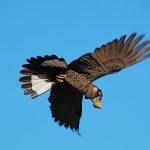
91, 86, 103, 109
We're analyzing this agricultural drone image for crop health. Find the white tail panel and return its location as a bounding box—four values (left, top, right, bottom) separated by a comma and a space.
36, 83, 54, 95
31, 74, 55, 96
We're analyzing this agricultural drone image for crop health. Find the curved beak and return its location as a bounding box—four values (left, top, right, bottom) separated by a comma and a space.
93, 100, 102, 109
92, 96, 102, 109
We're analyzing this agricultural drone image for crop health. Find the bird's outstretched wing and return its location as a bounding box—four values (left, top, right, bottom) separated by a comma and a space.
20, 55, 83, 132
69, 33, 150, 81
49, 82, 83, 132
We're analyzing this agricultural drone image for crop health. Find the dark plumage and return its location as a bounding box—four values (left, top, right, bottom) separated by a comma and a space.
19, 33, 150, 132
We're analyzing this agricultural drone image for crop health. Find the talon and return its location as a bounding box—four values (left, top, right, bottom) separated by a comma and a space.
56, 78, 64, 82
56, 74, 67, 79
59, 74, 67, 78
59, 74, 67, 77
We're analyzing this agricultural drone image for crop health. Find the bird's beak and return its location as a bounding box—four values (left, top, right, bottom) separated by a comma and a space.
93, 100, 102, 109
92, 97, 102, 109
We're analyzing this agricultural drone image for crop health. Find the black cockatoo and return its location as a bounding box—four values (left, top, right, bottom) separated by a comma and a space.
19, 33, 150, 132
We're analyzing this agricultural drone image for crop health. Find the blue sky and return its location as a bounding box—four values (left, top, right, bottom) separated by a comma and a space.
0, 0, 150, 150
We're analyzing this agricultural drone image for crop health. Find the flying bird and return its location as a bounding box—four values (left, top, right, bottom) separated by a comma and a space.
19, 33, 150, 132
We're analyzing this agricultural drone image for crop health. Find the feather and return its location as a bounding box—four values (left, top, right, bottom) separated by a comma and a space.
21, 82, 32, 88
127, 34, 145, 54
50, 82, 83, 132
20, 70, 34, 75
69, 33, 150, 81
124, 40, 150, 61
36, 83, 54, 95
118, 35, 126, 49
135, 40, 150, 51
32, 82, 54, 92
24, 88, 33, 94
19, 76, 31, 82
129, 46, 150, 62
41, 59, 67, 68
20, 55, 68, 99
120, 33, 137, 57
129, 54, 150, 66
31, 92, 38, 99
31, 79, 47, 85
31, 74, 47, 80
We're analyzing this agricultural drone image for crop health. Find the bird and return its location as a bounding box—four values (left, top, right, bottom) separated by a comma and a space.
19, 33, 150, 133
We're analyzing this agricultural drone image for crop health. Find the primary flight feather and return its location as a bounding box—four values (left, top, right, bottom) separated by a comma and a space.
19, 33, 150, 132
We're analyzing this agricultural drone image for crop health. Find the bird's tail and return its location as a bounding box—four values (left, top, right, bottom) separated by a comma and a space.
19, 55, 68, 98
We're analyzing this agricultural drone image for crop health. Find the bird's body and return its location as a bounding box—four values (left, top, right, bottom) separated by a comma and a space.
65, 69, 99, 99
19, 33, 150, 132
